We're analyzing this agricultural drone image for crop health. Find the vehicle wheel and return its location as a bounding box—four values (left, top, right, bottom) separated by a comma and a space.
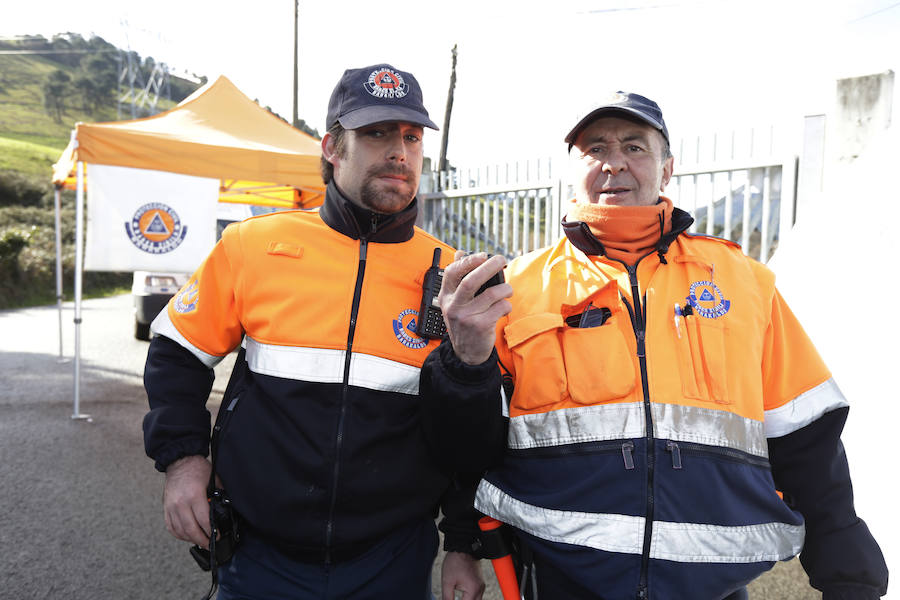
135, 319, 151, 341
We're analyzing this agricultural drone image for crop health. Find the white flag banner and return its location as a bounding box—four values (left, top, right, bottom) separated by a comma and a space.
84, 164, 219, 272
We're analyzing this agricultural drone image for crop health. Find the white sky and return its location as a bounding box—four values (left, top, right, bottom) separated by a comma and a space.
3, 0, 900, 167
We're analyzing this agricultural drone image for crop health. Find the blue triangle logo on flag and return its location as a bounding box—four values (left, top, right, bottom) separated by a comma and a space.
699, 289, 715, 301
144, 212, 170, 234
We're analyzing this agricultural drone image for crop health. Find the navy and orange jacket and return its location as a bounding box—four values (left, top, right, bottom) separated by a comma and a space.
142, 182, 479, 561
420, 205, 888, 599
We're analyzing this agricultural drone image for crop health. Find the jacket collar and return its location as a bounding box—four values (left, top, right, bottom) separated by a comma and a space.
562, 203, 694, 259
318, 180, 418, 243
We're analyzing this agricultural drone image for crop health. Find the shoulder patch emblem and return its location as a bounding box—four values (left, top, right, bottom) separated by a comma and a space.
125, 202, 187, 254
687, 280, 731, 319
392, 308, 428, 349
173, 280, 199, 314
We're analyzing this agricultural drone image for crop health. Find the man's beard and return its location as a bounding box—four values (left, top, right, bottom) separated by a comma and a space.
359, 164, 417, 214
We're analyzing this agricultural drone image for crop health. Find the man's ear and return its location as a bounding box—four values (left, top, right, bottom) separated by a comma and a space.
321, 133, 338, 165
660, 156, 675, 191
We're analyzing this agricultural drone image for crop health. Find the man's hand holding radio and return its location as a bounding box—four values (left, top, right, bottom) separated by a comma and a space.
438, 252, 512, 365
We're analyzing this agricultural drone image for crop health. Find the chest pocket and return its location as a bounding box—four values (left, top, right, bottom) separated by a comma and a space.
676, 314, 730, 404
504, 307, 636, 412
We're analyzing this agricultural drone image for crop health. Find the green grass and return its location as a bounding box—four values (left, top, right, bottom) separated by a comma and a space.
2, 280, 132, 310
0, 52, 180, 165
0, 136, 65, 179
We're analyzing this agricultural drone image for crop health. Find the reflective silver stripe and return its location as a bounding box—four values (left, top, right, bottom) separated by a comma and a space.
245, 337, 421, 395
348, 352, 420, 395
653, 403, 769, 458
507, 402, 646, 449
246, 337, 344, 383
508, 401, 767, 457
651, 520, 804, 563
477, 480, 804, 564
150, 309, 224, 368
764, 378, 849, 438
475, 479, 645, 555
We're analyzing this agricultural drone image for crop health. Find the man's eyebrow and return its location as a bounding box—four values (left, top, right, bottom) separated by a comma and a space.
621, 133, 652, 144
581, 132, 652, 146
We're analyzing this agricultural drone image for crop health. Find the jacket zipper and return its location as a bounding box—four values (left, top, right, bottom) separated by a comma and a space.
619, 260, 655, 600
513, 440, 636, 470
664, 440, 770, 469
324, 215, 375, 563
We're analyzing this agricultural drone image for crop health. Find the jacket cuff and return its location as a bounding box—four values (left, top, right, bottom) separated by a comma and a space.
151, 438, 209, 473
822, 584, 884, 600
439, 513, 485, 557
437, 338, 499, 386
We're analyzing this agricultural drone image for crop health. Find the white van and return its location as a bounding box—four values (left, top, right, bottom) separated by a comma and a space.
131, 271, 190, 340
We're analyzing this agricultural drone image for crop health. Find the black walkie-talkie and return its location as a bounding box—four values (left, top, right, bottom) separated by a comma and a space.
416, 248, 447, 339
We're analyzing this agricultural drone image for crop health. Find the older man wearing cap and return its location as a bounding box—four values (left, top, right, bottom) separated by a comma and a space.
419, 92, 888, 599
143, 63, 489, 599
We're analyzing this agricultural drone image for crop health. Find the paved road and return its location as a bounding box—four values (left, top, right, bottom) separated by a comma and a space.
0, 294, 817, 599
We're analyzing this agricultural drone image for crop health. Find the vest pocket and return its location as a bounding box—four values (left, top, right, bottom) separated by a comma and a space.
505, 313, 567, 410
561, 317, 635, 404
678, 316, 730, 404
504, 310, 636, 411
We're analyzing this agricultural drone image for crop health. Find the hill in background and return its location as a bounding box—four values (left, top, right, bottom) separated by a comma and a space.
0, 32, 201, 176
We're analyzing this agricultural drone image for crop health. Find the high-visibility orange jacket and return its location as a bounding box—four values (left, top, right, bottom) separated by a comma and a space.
142, 182, 479, 561
420, 205, 888, 599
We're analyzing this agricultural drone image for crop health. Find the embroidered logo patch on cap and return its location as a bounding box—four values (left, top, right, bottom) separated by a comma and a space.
365, 68, 408, 99
125, 202, 187, 254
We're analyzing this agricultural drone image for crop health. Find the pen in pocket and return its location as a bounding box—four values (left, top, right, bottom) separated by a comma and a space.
674, 303, 683, 338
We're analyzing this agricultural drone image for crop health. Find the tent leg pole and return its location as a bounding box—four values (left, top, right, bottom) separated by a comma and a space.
72, 162, 90, 421
54, 187, 68, 363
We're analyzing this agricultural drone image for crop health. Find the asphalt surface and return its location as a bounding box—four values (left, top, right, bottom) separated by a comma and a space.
0, 294, 819, 599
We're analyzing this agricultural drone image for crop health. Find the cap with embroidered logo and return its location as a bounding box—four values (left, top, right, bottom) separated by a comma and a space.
565, 91, 669, 145
326, 64, 438, 131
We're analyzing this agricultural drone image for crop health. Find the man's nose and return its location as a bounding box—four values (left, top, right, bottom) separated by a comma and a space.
602, 148, 626, 174
386, 134, 407, 162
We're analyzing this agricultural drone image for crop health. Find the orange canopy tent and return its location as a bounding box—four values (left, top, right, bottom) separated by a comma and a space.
52, 75, 325, 209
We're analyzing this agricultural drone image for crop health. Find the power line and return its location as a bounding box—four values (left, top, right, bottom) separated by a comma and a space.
580, 3, 682, 14
0, 49, 119, 55
848, 1, 900, 24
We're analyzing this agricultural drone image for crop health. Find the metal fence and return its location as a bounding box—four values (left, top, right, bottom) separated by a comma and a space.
419, 127, 798, 263
418, 159, 563, 258
668, 126, 797, 263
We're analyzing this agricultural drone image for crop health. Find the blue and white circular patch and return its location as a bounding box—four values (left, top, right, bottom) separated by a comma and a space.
124, 202, 187, 254
687, 280, 731, 319
392, 308, 428, 349
173, 280, 199, 314
365, 68, 408, 99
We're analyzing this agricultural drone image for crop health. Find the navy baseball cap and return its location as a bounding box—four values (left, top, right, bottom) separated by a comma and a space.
326, 64, 438, 131
565, 91, 669, 145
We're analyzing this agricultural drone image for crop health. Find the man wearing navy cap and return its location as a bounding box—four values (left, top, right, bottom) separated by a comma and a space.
419, 92, 888, 598
143, 64, 488, 599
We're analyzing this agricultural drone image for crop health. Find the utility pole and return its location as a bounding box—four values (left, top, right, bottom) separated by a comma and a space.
438, 44, 457, 174
292, 0, 299, 127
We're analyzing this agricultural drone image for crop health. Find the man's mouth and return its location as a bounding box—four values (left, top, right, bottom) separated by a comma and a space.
600, 187, 630, 194
379, 173, 408, 182
371, 165, 412, 181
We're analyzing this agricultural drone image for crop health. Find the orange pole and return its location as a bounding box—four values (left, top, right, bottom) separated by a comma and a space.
478, 516, 520, 600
